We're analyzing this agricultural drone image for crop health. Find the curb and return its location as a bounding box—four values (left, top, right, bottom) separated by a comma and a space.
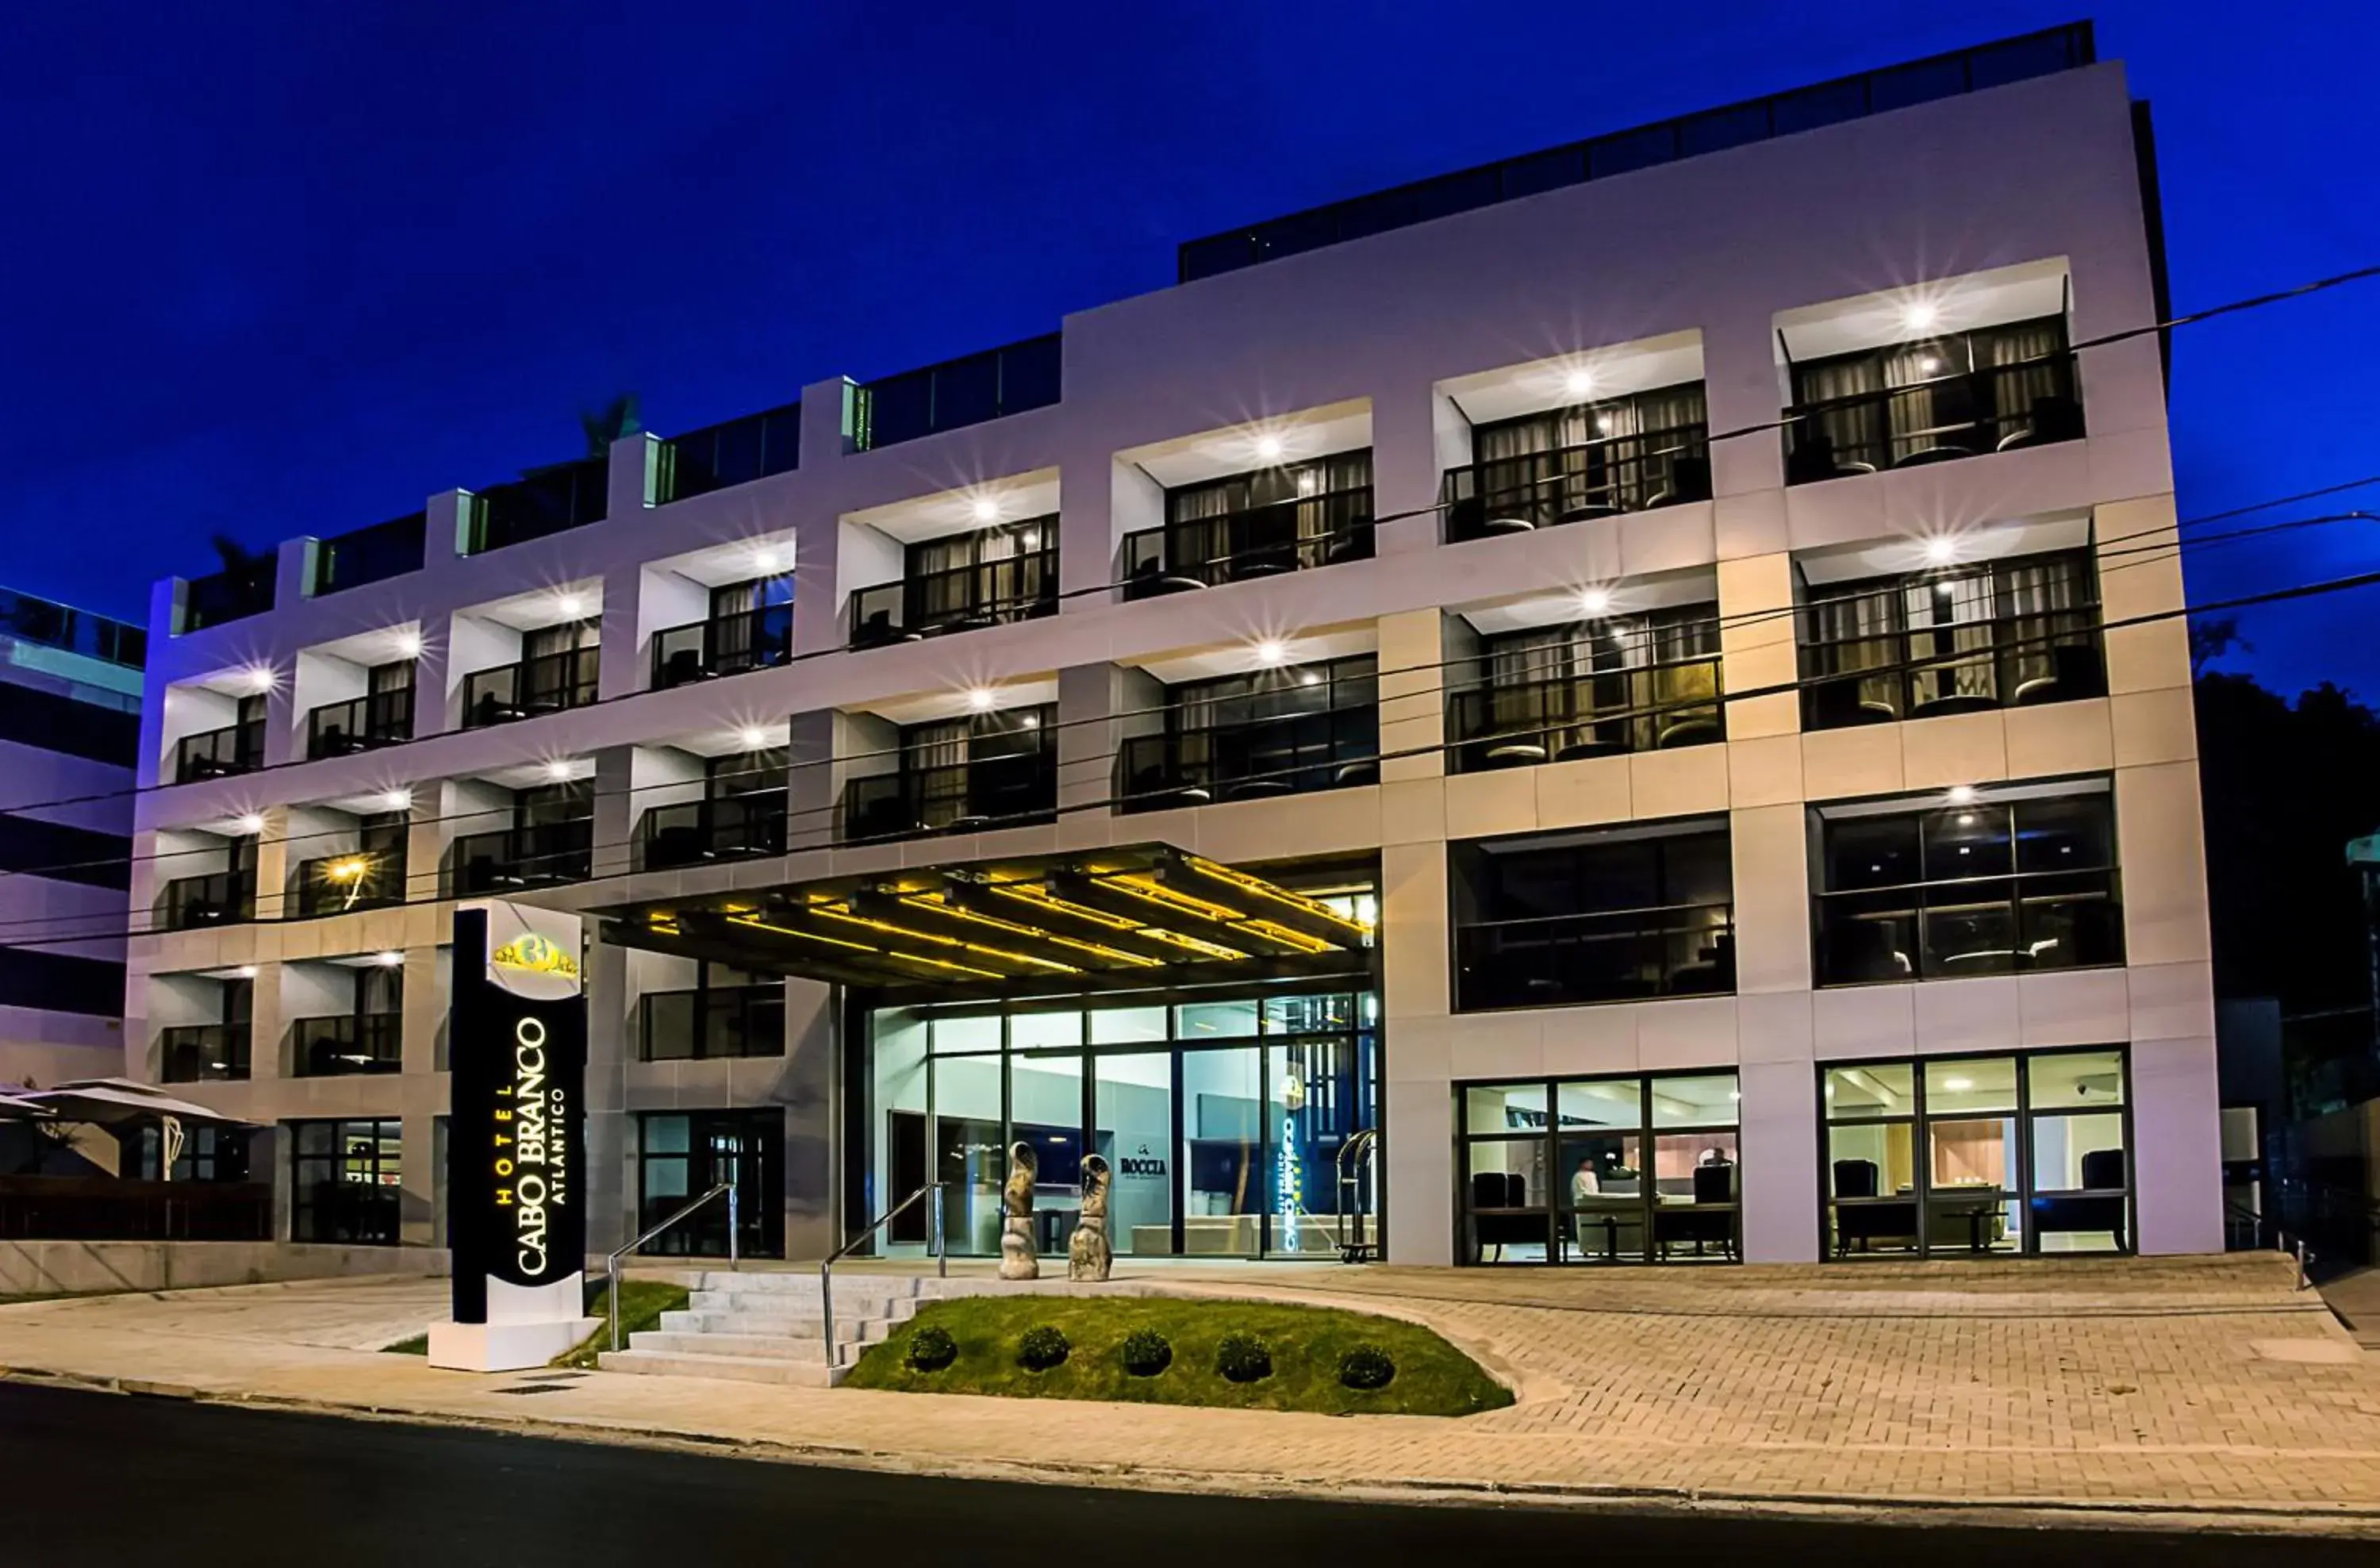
8, 1362, 2380, 1536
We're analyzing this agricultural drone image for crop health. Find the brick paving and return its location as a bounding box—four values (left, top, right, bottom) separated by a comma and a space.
2, 1253, 2377, 1528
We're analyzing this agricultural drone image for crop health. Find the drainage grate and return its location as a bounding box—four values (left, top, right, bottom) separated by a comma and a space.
492, 1382, 576, 1396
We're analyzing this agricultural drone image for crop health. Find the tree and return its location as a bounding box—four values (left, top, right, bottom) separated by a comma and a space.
579, 394, 641, 459
2190, 614, 2253, 677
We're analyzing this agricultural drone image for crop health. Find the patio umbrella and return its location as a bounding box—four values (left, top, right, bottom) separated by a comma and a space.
16, 1078, 257, 1179
0, 1090, 52, 1120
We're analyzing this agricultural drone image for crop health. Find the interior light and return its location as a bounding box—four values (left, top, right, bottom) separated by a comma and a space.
543, 759, 576, 782
1917, 355, 1941, 375
375, 950, 405, 967
1018, 713, 1039, 728
1577, 586, 1614, 617
382, 788, 413, 812
555, 593, 585, 617
234, 813, 264, 836
1564, 367, 1596, 398
1923, 536, 1959, 565
1946, 784, 1978, 805
965, 687, 997, 713
1942, 1076, 1974, 1092
739, 725, 770, 749
1902, 301, 1940, 332
1252, 638, 1289, 667
1253, 434, 1285, 462
1297, 671, 1321, 687
326, 856, 370, 883
1956, 812, 1976, 826
970, 497, 1002, 525
1595, 414, 1616, 436
393, 631, 424, 659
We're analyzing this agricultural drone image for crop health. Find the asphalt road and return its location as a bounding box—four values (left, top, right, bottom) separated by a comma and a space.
3, 1380, 2363, 1566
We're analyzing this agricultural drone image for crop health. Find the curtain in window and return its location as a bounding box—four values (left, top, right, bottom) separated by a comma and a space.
1880, 342, 1948, 463
1294, 452, 1371, 556
1475, 412, 1563, 524
910, 536, 974, 624
2000, 554, 2088, 695
1806, 583, 1902, 717
904, 721, 969, 828
1902, 571, 1998, 704
1796, 357, 1884, 470
1982, 321, 2067, 445
1165, 477, 1238, 575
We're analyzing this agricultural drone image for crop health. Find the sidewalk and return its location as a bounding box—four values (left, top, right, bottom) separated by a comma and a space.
2, 1253, 2378, 1533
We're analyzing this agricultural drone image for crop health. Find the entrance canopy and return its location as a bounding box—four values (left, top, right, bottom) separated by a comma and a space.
598, 844, 1375, 1003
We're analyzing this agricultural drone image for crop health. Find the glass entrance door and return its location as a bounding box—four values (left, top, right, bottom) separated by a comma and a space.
1095, 1051, 1174, 1256
1180, 1046, 1264, 1256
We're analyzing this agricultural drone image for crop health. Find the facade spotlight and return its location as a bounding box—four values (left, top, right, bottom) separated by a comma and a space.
965, 686, 998, 713
234, 813, 265, 836
555, 593, 585, 617
1253, 638, 1289, 667
382, 789, 413, 812
970, 497, 1002, 525
375, 950, 405, 967
739, 725, 770, 749
544, 759, 576, 782
1902, 301, 1940, 332
1253, 434, 1285, 462
1564, 367, 1596, 398
1923, 536, 1959, 565
1945, 784, 1978, 805
393, 631, 424, 659
1577, 586, 1614, 617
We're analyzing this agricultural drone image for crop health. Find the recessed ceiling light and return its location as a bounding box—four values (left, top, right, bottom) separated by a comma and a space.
1946, 784, 1978, 805
375, 950, 405, 968
234, 813, 264, 836
1253, 638, 1289, 667
1577, 586, 1614, 617
393, 631, 424, 659
1922, 536, 1959, 565
965, 686, 997, 713
1902, 301, 1940, 332
970, 497, 1001, 525
752, 546, 781, 573
1253, 434, 1285, 462
555, 593, 585, 617
232, 965, 258, 980
738, 725, 770, 749
382, 789, 413, 812
543, 759, 575, 782
1564, 367, 1596, 398
1942, 1076, 1974, 1092
244, 667, 275, 694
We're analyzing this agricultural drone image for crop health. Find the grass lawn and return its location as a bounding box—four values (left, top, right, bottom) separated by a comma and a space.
844, 1295, 1512, 1416
378, 1280, 690, 1366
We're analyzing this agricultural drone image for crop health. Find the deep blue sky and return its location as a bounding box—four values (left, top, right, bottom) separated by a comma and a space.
4, 1, 2374, 694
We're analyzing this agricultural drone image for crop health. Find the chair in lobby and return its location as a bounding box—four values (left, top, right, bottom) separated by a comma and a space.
1831, 1159, 1919, 1255
1469, 1172, 1540, 1262
2030, 1148, 2129, 1251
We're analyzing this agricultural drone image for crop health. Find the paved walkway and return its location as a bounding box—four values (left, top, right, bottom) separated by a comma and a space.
2, 1254, 2377, 1531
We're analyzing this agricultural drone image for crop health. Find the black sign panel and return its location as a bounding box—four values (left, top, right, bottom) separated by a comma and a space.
447, 906, 588, 1324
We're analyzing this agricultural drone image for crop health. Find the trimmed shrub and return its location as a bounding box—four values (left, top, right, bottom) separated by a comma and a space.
1214, 1332, 1273, 1384
1338, 1344, 1396, 1391
1119, 1328, 1173, 1377
904, 1324, 958, 1373
1016, 1324, 1071, 1371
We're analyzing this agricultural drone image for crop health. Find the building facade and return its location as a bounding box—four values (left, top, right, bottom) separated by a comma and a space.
0, 587, 143, 1093
120, 25, 2225, 1265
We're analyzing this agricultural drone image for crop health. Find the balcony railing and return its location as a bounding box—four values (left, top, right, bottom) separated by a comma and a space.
159, 1023, 251, 1083
0, 1177, 271, 1242
854, 333, 1062, 451
159, 870, 255, 932
1444, 425, 1710, 542
305, 688, 414, 758
310, 512, 427, 595
1801, 605, 2105, 729
658, 402, 800, 503
1122, 486, 1374, 598
291, 850, 407, 918
839, 755, 1057, 843
639, 984, 785, 1062
850, 550, 1057, 648
1785, 355, 2082, 482
1814, 869, 2123, 985
462, 647, 598, 728
447, 823, 593, 894
174, 720, 265, 782
1447, 656, 1723, 772
651, 605, 793, 689
1116, 707, 1379, 811
292, 1013, 404, 1078
180, 559, 276, 633
637, 794, 788, 870
1455, 901, 1737, 1011
0, 587, 144, 669
449, 821, 593, 896
465, 454, 608, 553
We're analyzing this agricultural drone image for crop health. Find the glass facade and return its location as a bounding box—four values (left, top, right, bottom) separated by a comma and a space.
636, 1109, 784, 1259
1457, 1073, 1741, 1264
864, 984, 1380, 1261
289, 1117, 402, 1244
1823, 1047, 2130, 1258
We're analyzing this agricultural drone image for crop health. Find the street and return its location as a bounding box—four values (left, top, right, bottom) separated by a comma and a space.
1, 1381, 2364, 1566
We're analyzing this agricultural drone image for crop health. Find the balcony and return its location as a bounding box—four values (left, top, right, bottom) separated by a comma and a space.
174, 718, 265, 782
1122, 485, 1373, 598
636, 794, 788, 870
1800, 552, 2105, 729
180, 559, 275, 633
449, 821, 593, 896
1117, 706, 1379, 810
1454, 902, 1737, 1010
839, 752, 1056, 844
854, 333, 1061, 451
1444, 423, 1710, 543
465, 454, 608, 553
310, 513, 427, 595
850, 547, 1057, 649
0, 587, 144, 669
159, 870, 255, 931
658, 402, 800, 503
1785, 353, 2082, 482
639, 984, 785, 1061
651, 605, 794, 689
1814, 869, 2123, 985
291, 849, 407, 918
305, 687, 414, 758
1447, 654, 1722, 772
462, 647, 598, 728
159, 1023, 250, 1083
292, 1013, 403, 1078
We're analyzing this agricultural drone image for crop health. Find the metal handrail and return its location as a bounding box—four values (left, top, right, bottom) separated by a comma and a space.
607, 1181, 736, 1351
820, 1182, 946, 1370
1336, 1129, 1378, 1262
2225, 1200, 2312, 1290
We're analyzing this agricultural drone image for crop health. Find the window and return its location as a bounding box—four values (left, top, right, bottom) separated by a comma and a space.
0, 811, 130, 891
1119, 657, 1379, 808
1813, 785, 2122, 985
653, 574, 793, 686
1447, 382, 1710, 540
658, 402, 800, 502
1787, 315, 2082, 481
129, 1124, 251, 1183
1154, 452, 1375, 585
1448, 605, 1722, 771
640, 965, 785, 1061
290, 1118, 403, 1244
637, 1109, 782, 1258
839, 707, 1057, 843
1458, 1073, 1740, 1264
1800, 548, 2104, 728
0, 681, 140, 767
1824, 1049, 2129, 1259
1451, 821, 1734, 1010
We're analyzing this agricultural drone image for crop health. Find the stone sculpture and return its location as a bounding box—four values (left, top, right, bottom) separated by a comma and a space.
1069, 1154, 1113, 1282
999, 1139, 1039, 1280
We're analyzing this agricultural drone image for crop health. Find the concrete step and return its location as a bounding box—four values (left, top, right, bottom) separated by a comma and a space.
659, 1309, 896, 1340
689, 1289, 920, 1319
598, 1347, 841, 1388
692, 1270, 924, 1294
628, 1330, 844, 1362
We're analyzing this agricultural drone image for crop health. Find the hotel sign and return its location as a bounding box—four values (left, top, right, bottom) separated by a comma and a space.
448, 901, 588, 1326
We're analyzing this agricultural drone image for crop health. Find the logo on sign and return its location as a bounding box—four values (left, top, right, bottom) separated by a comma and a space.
1118, 1143, 1168, 1178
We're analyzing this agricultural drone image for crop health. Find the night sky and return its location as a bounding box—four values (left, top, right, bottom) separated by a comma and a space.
4, 1, 2374, 695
